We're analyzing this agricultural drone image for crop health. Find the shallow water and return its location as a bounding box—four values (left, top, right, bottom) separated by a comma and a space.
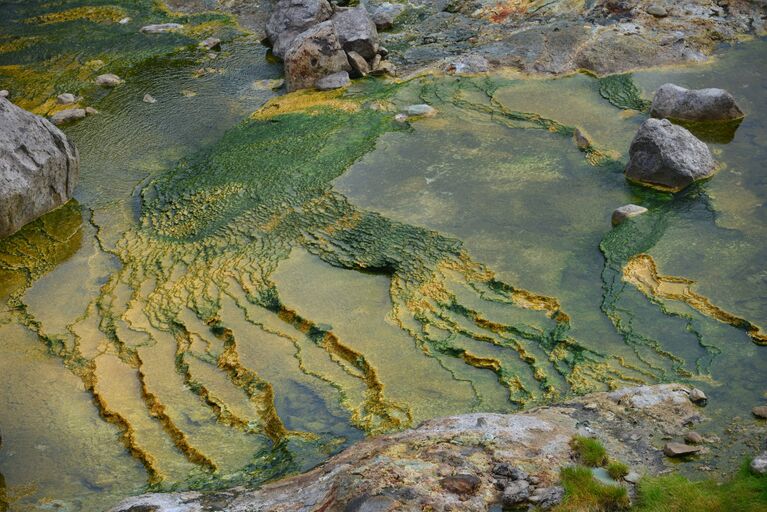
0, 2, 766, 508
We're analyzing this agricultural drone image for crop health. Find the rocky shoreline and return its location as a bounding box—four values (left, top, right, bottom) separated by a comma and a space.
110, 384, 744, 511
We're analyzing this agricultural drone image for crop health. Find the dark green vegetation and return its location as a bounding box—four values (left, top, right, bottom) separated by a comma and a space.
598, 74, 651, 112
607, 461, 629, 481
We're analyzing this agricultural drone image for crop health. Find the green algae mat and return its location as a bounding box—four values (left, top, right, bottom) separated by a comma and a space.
1, 2, 767, 509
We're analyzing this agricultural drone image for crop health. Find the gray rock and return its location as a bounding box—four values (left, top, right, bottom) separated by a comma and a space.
646, 5, 668, 17
332, 7, 379, 60
685, 431, 704, 444
611, 204, 648, 226
751, 452, 767, 475
315, 71, 351, 90
624, 471, 642, 484
118, 17, 130, 25
347, 50, 370, 77
0, 97, 79, 238
143, 94, 157, 104
502, 479, 530, 506
492, 463, 528, 481
528, 486, 564, 509
372, 3, 405, 31
56, 93, 76, 105
200, 37, 221, 50
663, 442, 702, 457
266, 0, 333, 59
650, 83, 744, 122
689, 388, 708, 404
0, 90, 8, 98
625, 118, 717, 192
84, 107, 99, 116
284, 21, 351, 91
404, 104, 437, 117
95, 74, 123, 87
443, 53, 490, 74
140, 23, 184, 33
753, 406, 767, 419
50, 108, 87, 125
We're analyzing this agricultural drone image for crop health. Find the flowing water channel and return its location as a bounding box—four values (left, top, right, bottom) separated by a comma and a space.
0, 1, 766, 510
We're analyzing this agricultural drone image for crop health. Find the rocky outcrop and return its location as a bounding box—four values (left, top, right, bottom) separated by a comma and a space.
284, 21, 351, 92
265, 0, 333, 59
110, 384, 706, 512
332, 7, 379, 60
650, 84, 745, 122
0, 98, 79, 238
625, 118, 717, 192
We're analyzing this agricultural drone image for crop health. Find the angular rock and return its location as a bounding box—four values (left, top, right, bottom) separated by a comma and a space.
528, 486, 564, 509
753, 406, 767, 419
492, 463, 528, 481
611, 204, 648, 226
372, 2, 405, 31
284, 21, 351, 91
265, 0, 333, 59
440, 474, 480, 495
689, 388, 707, 404
663, 442, 701, 457
56, 93, 76, 105
315, 71, 350, 90
347, 50, 370, 77
0, 97, 79, 238
751, 452, 767, 475
140, 23, 183, 33
50, 108, 86, 125
625, 118, 716, 192
95, 74, 123, 87
502, 479, 530, 506
650, 84, 744, 122
200, 37, 221, 51
332, 7, 379, 59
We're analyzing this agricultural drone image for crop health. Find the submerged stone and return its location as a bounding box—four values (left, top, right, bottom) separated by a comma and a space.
751, 453, 767, 474
404, 104, 437, 117
753, 406, 767, 419
50, 108, 86, 125
95, 73, 123, 87
625, 118, 716, 192
140, 23, 184, 34
56, 93, 76, 105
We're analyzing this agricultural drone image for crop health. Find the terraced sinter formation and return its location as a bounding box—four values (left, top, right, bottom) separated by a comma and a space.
0, 2, 766, 510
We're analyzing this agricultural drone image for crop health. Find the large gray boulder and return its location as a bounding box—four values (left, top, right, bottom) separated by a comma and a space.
0, 98, 79, 238
650, 83, 744, 122
265, 0, 333, 59
332, 7, 379, 60
625, 118, 717, 192
284, 21, 351, 91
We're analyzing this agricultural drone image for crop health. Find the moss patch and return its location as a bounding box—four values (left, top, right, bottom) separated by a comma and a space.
571, 436, 609, 467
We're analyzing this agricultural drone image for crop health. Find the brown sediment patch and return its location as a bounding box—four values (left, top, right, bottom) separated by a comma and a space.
623, 254, 767, 345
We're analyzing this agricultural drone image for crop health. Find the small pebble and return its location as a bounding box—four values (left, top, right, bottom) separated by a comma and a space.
143, 94, 157, 104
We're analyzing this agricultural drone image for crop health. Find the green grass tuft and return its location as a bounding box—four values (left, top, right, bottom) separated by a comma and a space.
571, 435, 609, 467
607, 461, 629, 480
554, 465, 630, 511
633, 460, 767, 512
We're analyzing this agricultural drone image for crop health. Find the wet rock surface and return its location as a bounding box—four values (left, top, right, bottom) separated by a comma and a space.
651, 83, 745, 122
284, 21, 351, 91
612, 204, 648, 226
0, 97, 79, 238
110, 384, 706, 512
625, 118, 717, 192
